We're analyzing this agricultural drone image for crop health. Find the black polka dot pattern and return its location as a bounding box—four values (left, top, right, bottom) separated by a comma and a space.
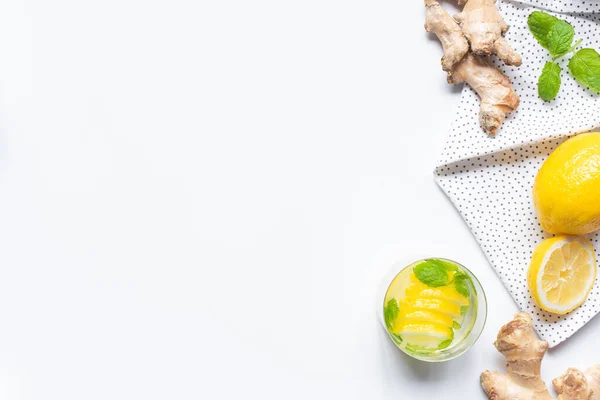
435, 0, 600, 347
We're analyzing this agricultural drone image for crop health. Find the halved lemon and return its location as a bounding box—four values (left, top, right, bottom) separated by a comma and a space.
528, 235, 597, 315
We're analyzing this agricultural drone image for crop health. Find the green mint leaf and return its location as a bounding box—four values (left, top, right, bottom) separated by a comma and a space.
414, 260, 450, 287
384, 299, 399, 331
453, 273, 472, 298
528, 11, 560, 49
547, 20, 574, 57
427, 258, 458, 272
391, 333, 403, 345
460, 305, 469, 316
404, 343, 426, 354
569, 48, 600, 92
538, 62, 562, 101
437, 329, 454, 350
452, 321, 461, 330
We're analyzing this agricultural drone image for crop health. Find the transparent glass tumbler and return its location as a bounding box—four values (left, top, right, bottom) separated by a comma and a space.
376, 258, 487, 362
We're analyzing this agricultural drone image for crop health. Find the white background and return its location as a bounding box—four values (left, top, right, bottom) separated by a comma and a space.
0, 0, 599, 399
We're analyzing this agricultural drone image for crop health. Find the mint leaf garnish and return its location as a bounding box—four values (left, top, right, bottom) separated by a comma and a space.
414, 260, 450, 287
547, 20, 574, 58
428, 258, 458, 272
538, 62, 561, 101
453, 321, 461, 330
569, 48, 600, 92
404, 343, 426, 355
528, 11, 559, 49
384, 299, 399, 331
460, 305, 469, 316
453, 272, 473, 298
437, 329, 454, 350
391, 333, 403, 345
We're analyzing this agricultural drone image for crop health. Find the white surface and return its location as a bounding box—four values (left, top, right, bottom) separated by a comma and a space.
0, 1, 598, 399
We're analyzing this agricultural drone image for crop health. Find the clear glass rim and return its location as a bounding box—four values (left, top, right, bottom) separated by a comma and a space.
383, 257, 488, 363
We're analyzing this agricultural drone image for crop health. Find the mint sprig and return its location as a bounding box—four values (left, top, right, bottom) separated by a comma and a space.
384, 298, 399, 331
528, 11, 600, 100
390, 333, 403, 345
414, 259, 451, 287
437, 329, 454, 350
453, 272, 473, 298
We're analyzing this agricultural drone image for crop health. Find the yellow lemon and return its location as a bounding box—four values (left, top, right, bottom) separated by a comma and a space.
396, 308, 454, 327
393, 321, 453, 348
400, 297, 461, 319
533, 132, 600, 235
404, 282, 469, 307
527, 235, 596, 315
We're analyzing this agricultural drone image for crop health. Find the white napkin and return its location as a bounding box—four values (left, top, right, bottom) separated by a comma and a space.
435, 0, 600, 347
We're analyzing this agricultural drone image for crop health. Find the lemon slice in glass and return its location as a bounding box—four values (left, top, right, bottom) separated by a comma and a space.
393, 320, 453, 349
528, 235, 597, 315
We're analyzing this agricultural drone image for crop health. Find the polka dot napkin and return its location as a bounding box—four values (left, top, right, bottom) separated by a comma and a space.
435, 0, 600, 347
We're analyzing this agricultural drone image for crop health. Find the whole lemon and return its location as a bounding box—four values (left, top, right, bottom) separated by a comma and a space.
533, 132, 600, 235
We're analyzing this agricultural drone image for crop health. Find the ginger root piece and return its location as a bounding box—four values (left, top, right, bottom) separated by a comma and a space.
422, 0, 521, 135
447, 53, 519, 136
455, 0, 522, 66
482, 313, 600, 400
583, 366, 600, 399
553, 368, 592, 400
480, 313, 553, 399
424, 0, 469, 71
554, 366, 600, 400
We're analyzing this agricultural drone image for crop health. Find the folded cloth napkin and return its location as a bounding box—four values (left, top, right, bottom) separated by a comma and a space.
435, 0, 600, 347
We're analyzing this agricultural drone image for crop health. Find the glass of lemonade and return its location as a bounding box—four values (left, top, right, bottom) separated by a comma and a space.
381, 258, 487, 362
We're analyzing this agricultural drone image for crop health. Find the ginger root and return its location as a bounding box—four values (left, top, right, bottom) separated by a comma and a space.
422, 0, 520, 135
448, 53, 519, 136
481, 312, 553, 399
482, 313, 600, 400
553, 366, 600, 400
425, 0, 469, 71
455, 0, 522, 66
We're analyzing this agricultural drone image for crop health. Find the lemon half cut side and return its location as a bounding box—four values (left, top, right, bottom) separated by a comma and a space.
528, 235, 597, 315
